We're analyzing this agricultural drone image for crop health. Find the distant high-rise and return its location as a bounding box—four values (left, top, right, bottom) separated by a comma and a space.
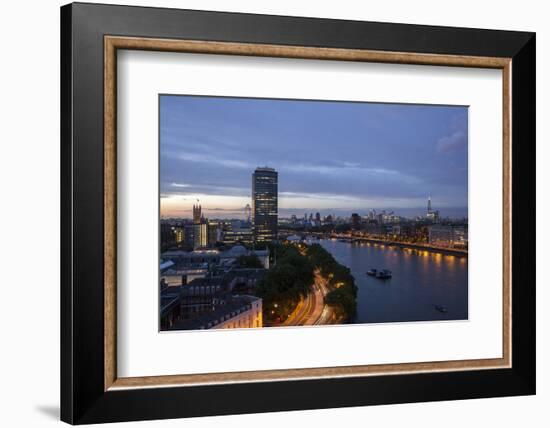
351, 213, 361, 231
252, 167, 278, 242
426, 196, 440, 223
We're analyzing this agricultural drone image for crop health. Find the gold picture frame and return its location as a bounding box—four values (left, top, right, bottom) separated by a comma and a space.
103, 36, 512, 391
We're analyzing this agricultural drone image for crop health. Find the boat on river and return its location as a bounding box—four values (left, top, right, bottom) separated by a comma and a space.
434, 304, 448, 313
367, 268, 392, 279
376, 269, 392, 279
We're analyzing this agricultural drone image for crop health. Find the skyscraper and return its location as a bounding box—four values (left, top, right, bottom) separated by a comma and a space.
252, 167, 278, 242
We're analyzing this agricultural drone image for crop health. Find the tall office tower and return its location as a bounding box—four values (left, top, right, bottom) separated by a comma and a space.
193, 204, 202, 224
252, 167, 278, 242
427, 196, 432, 214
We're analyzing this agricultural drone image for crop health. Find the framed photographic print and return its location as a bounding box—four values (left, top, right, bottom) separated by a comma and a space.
61, 2, 535, 424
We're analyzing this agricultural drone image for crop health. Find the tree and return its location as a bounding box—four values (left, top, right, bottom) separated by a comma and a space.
256, 243, 315, 323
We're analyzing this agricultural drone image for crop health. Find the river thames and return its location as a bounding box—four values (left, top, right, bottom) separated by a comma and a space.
317, 238, 468, 323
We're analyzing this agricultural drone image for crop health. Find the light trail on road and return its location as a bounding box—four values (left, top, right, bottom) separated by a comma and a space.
282, 269, 335, 326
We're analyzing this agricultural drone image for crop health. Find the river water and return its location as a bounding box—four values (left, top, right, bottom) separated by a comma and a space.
317, 239, 468, 323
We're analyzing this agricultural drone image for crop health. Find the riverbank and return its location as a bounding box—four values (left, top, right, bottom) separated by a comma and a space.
305, 243, 358, 322
321, 235, 468, 258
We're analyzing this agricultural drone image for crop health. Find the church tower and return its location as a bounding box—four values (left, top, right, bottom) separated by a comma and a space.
192, 204, 202, 224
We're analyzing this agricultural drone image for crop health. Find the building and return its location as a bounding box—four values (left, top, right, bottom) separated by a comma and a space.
161, 264, 209, 286
160, 221, 186, 248
183, 224, 195, 248
222, 220, 254, 244
351, 213, 361, 231
174, 227, 184, 244
162, 248, 221, 265
169, 295, 263, 330
160, 285, 182, 329
177, 277, 225, 318
211, 296, 262, 329
450, 226, 468, 248
193, 222, 208, 248
183, 203, 209, 249
208, 222, 220, 246
170, 271, 264, 329
161, 245, 270, 270
426, 196, 440, 223
428, 225, 468, 248
193, 204, 202, 224
224, 268, 266, 293
222, 229, 253, 244
252, 167, 278, 242
221, 245, 269, 269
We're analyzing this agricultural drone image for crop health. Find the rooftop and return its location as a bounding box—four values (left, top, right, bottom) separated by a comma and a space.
254, 166, 276, 173
160, 260, 175, 271
160, 286, 182, 315
168, 295, 261, 330
224, 268, 266, 282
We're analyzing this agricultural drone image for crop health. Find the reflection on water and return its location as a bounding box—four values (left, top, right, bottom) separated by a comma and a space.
318, 239, 468, 323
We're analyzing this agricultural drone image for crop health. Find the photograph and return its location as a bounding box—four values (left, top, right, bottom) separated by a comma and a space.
159, 95, 469, 331
54, 2, 536, 424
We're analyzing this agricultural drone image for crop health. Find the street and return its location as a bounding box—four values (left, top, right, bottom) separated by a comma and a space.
282, 269, 335, 326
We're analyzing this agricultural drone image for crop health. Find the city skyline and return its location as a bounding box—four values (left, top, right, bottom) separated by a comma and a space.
160, 95, 468, 219
160, 95, 469, 332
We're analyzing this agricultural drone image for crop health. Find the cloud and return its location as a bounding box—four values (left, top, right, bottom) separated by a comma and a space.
177, 152, 253, 170
437, 131, 467, 153
160, 95, 468, 213
166, 182, 249, 196
281, 161, 420, 183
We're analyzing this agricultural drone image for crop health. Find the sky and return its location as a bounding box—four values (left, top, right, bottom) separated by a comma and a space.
160, 95, 468, 220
